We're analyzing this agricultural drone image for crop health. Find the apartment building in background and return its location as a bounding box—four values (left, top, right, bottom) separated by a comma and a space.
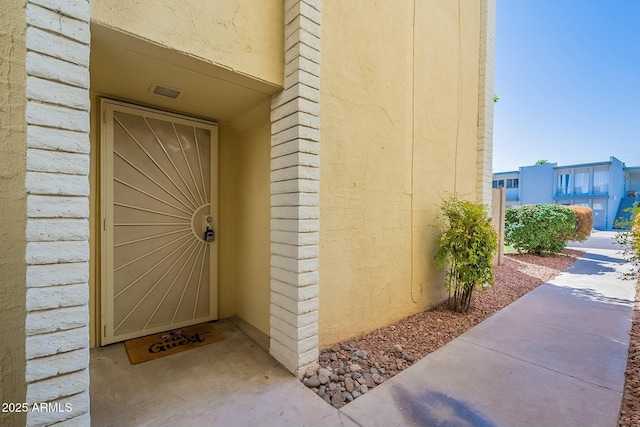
493, 157, 640, 230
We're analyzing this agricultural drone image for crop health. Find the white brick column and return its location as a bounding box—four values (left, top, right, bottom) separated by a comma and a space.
24, 0, 91, 425
269, 0, 322, 377
477, 0, 497, 206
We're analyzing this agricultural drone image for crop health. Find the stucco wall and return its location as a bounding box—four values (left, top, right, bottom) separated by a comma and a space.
520, 163, 556, 205
319, 0, 485, 346
90, 0, 284, 87
230, 101, 272, 335
0, 1, 28, 425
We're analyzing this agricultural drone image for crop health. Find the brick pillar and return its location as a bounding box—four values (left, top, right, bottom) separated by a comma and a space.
269, 0, 322, 377
24, 1, 92, 425
477, 0, 497, 206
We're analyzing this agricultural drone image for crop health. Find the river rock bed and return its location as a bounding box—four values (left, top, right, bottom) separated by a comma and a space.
302, 343, 416, 408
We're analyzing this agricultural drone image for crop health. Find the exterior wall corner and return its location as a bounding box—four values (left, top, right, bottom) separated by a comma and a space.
269, 0, 322, 376
477, 0, 497, 206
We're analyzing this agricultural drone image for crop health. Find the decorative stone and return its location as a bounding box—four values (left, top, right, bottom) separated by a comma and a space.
404, 354, 415, 362
305, 366, 317, 378
372, 374, 384, 384
352, 391, 362, 399
359, 385, 368, 394
331, 391, 346, 406
345, 377, 355, 393
329, 373, 339, 382
305, 376, 321, 388
318, 368, 331, 384
345, 392, 354, 402
331, 344, 340, 352
364, 378, 376, 388
355, 349, 368, 358
349, 363, 362, 373
393, 344, 403, 353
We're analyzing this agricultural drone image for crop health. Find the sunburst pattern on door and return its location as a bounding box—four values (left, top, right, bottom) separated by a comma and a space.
102, 100, 218, 344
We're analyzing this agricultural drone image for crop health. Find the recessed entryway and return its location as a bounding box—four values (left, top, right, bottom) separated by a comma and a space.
100, 99, 219, 345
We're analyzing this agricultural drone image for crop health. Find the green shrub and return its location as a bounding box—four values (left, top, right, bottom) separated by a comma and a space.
568, 206, 593, 241
615, 202, 640, 281
505, 204, 576, 256
434, 195, 498, 313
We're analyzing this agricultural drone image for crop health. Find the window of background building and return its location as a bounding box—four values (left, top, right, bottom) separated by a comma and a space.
506, 178, 519, 188
493, 179, 505, 188
557, 173, 570, 195
574, 171, 589, 194
593, 170, 608, 193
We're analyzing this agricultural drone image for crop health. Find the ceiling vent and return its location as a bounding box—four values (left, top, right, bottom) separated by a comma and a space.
150, 83, 183, 99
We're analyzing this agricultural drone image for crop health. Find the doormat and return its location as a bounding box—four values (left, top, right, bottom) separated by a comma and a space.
124, 322, 224, 365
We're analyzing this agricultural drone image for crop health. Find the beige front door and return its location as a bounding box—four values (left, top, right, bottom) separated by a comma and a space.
101, 99, 218, 345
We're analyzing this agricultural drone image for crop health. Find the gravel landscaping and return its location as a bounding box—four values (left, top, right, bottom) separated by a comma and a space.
302, 247, 640, 424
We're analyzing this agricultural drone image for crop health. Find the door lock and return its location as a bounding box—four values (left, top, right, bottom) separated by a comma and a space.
204, 224, 215, 242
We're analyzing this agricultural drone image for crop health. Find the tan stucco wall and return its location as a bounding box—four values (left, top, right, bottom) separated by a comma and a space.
90, 0, 284, 87
319, 1, 483, 346
228, 101, 272, 335
0, 0, 28, 424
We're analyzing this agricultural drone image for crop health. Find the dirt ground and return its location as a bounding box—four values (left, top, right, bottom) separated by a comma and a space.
307, 249, 640, 424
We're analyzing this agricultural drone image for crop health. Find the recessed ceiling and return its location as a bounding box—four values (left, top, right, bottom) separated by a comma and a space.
90, 24, 281, 123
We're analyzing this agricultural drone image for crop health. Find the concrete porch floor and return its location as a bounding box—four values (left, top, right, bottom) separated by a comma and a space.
90, 318, 355, 427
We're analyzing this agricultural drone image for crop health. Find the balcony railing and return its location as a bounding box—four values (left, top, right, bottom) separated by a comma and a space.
555, 186, 609, 197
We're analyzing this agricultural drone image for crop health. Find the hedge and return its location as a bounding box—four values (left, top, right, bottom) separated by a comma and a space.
505, 204, 576, 256
567, 206, 593, 241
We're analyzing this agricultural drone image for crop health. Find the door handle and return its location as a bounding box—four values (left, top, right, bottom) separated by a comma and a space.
204, 224, 215, 242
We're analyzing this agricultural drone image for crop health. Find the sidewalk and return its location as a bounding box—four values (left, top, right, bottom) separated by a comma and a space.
341, 248, 635, 427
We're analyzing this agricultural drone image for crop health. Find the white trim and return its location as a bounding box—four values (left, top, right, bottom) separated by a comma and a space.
269, 0, 322, 377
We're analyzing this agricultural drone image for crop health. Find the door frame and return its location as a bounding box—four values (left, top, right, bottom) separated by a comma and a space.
99, 98, 219, 345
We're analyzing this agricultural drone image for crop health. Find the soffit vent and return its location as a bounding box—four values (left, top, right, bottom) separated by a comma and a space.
150, 83, 183, 99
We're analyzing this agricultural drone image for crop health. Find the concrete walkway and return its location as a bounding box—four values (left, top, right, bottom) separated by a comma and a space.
91, 245, 635, 427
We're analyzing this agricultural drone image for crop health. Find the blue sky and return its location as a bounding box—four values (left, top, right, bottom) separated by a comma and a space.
492, 1, 640, 172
